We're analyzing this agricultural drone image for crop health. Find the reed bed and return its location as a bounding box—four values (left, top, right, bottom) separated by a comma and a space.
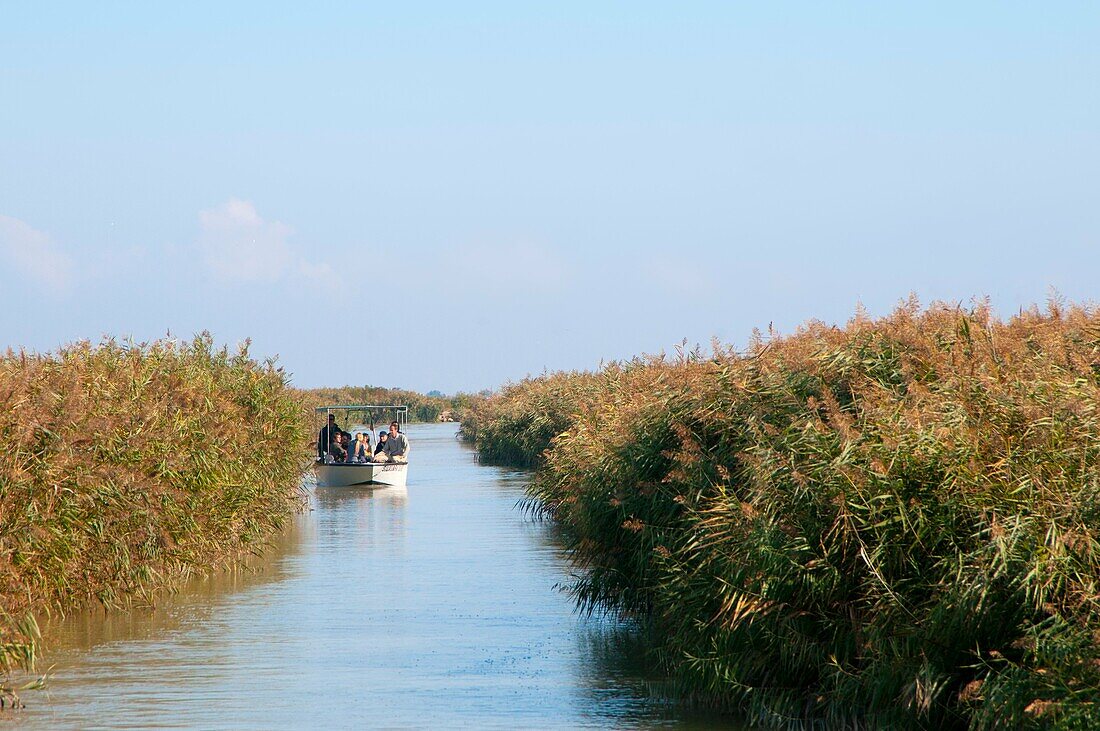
0, 335, 309, 685
465, 299, 1100, 729
459, 371, 600, 467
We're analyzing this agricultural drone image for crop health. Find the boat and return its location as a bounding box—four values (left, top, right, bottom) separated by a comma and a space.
314, 460, 408, 488
313, 404, 410, 488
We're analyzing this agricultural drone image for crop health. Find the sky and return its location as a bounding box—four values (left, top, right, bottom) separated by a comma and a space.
1, 2, 1097, 393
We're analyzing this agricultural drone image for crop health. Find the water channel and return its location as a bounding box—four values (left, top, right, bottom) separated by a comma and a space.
12, 423, 740, 730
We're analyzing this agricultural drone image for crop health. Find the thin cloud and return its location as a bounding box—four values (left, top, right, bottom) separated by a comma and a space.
639, 258, 718, 299
0, 214, 75, 293
437, 241, 568, 294
195, 199, 348, 296
297, 259, 339, 286
197, 199, 295, 283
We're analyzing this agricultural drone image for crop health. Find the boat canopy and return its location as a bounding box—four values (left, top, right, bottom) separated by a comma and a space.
316, 404, 409, 433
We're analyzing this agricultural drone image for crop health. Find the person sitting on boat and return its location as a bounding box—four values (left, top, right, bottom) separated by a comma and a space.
372, 430, 388, 460
317, 414, 339, 460
350, 432, 371, 462
382, 421, 410, 463
329, 432, 348, 462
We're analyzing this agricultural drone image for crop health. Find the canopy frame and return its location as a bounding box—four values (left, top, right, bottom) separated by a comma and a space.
317, 404, 409, 438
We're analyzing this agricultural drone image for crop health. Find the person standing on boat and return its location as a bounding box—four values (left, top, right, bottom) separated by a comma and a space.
383, 421, 410, 463
317, 414, 339, 459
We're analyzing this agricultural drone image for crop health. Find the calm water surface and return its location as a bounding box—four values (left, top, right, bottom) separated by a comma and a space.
11, 424, 740, 730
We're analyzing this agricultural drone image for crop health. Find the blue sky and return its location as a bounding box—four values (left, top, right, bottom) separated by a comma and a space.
1, 2, 1097, 392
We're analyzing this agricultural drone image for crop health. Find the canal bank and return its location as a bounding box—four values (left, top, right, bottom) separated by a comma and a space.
18, 424, 738, 730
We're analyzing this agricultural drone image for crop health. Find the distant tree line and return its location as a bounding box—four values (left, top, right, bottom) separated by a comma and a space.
297, 385, 487, 423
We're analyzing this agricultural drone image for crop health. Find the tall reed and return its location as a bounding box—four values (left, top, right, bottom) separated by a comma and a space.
460, 371, 599, 466
468, 299, 1100, 729
0, 334, 309, 683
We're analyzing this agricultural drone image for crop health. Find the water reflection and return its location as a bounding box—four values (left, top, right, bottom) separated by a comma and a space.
312, 485, 409, 554
13, 424, 742, 729
312, 484, 409, 509
38, 517, 305, 649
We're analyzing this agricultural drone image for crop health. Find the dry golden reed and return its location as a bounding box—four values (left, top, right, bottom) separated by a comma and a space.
465, 298, 1100, 729
0, 334, 310, 683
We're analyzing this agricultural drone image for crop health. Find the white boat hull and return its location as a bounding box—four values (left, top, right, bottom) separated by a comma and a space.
314, 461, 408, 488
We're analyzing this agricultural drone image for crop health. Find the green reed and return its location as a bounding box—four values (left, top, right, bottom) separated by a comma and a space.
0, 334, 310, 688
468, 299, 1100, 729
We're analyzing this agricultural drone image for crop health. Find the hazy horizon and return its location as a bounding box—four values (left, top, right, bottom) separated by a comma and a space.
3, 3, 1097, 393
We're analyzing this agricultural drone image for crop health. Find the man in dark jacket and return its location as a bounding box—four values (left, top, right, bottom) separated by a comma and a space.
317, 414, 339, 459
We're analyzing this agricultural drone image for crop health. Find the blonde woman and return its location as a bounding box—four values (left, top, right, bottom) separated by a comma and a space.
350, 432, 371, 462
